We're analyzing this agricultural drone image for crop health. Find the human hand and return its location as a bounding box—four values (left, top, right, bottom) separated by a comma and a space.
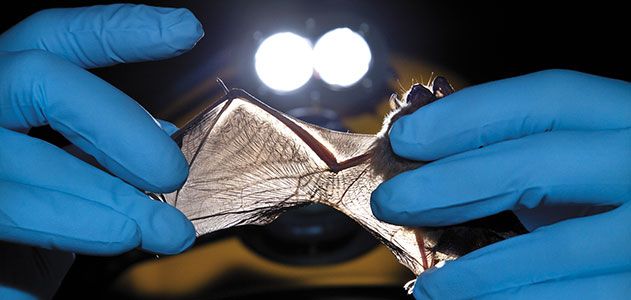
0, 4, 203, 299
371, 70, 631, 299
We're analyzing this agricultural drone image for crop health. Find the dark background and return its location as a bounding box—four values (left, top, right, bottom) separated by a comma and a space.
1, 0, 628, 121
1, 1, 628, 299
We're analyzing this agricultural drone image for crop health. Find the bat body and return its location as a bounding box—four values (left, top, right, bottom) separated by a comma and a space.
155, 77, 524, 276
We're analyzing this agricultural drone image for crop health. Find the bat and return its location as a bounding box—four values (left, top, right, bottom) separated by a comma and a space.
151, 76, 525, 281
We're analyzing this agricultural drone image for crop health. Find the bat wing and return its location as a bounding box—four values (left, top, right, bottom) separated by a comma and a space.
161, 89, 427, 275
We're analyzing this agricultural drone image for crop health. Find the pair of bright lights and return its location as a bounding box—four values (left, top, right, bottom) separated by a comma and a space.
255, 28, 372, 92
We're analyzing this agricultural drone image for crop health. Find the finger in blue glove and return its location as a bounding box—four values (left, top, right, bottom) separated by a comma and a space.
371, 70, 631, 299
0, 4, 204, 255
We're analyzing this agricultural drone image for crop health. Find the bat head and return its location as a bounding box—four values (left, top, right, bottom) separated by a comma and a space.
382, 76, 455, 135
371, 75, 455, 179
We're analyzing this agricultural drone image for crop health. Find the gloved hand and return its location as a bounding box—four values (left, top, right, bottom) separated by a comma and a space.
371, 70, 631, 299
0, 4, 203, 299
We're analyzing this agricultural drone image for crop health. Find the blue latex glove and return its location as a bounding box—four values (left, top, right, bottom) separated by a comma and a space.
0, 4, 203, 299
371, 70, 631, 299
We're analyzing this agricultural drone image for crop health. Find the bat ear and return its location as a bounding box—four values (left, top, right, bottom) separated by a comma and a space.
405, 83, 435, 108
432, 76, 455, 98
389, 93, 405, 110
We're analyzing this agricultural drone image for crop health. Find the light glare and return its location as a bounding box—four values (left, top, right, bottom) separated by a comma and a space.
255, 32, 313, 92
313, 28, 372, 87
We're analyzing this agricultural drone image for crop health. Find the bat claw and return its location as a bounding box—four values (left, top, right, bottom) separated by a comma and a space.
404, 278, 417, 295
217, 77, 230, 95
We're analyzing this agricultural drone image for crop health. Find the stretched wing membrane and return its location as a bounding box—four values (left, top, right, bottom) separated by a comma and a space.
162, 91, 427, 275
167, 97, 327, 230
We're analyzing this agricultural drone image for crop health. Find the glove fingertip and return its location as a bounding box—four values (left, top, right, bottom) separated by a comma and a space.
140, 203, 196, 255
413, 274, 439, 300
389, 117, 442, 161
93, 141, 189, 194
156, 119, 179, 136
99, 218, 143, 254
370, 182, 412, 225
162, 8, 204, 55
0, 287, 38, 300
156, 152, 189, 192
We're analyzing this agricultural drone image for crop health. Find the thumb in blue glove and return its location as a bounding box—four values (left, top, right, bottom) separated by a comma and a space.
0, 4, 203, 299
371, 70, 631, 299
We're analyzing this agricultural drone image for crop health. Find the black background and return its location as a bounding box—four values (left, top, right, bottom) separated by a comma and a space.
1, 0, 628, 119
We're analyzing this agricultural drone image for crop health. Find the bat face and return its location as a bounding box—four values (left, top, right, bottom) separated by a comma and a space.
157, 77, 524, 278
387, 76, 454, 128
369, 76, 454, 181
